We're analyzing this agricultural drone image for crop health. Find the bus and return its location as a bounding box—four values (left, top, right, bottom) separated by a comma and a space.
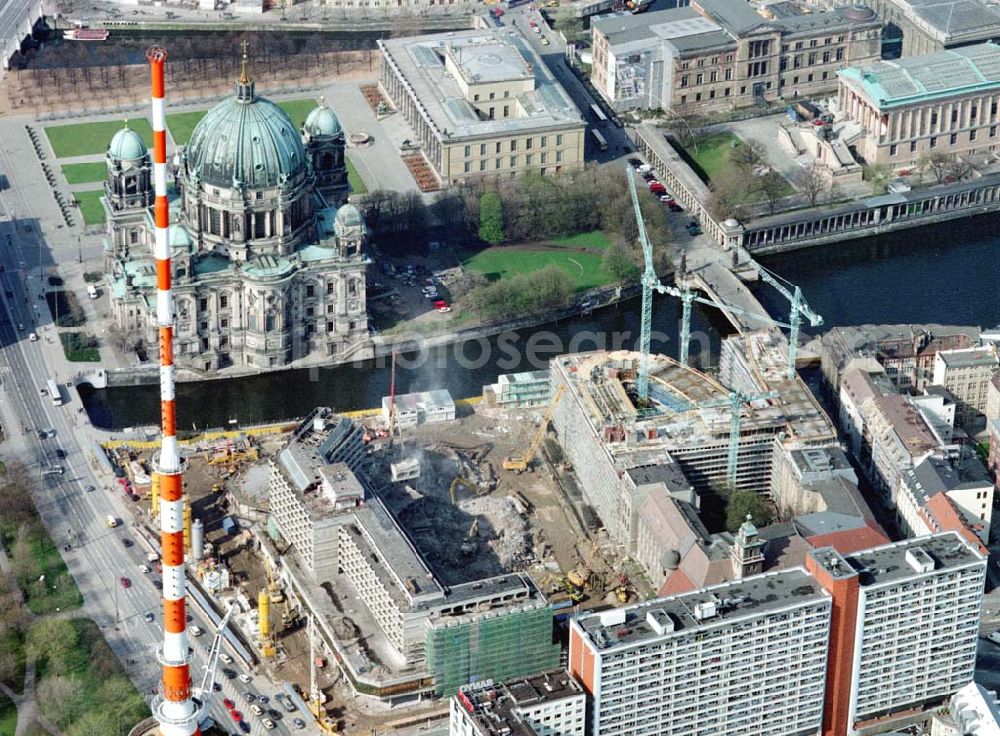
46, 379, 62, 406
590, 103, 608, 123
590, 129, 608, 151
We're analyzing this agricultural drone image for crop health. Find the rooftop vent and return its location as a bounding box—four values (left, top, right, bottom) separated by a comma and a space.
906, 547, 936, 574
693, 600, 717, 621
646, 608, 674, 635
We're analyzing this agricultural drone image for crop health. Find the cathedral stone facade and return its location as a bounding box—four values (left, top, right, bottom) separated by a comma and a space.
103, 58, 370, 373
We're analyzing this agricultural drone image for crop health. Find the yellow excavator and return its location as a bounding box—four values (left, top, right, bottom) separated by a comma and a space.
449, 476, 478, 505
502, 386, 565, 473
566, 540, 600, 591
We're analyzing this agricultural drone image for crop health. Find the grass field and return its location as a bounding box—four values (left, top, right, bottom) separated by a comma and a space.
72, 190, 106, 226
61, 162, 107, 185
166, 98, 317, 146
60, 333, 100, 362
165, 110, 206, 146
0, 696, 15, 736
675, 132, 741, 183
346, 156, 367, 195
464, 248, 609, 291
548, 231, 611, 249
45, 119, 153, 159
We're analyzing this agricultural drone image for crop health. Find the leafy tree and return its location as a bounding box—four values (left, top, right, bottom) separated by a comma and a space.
478, 191, 504, 244
603, 241, 640, 282
554, 6, 582, 37
37, 675, 86, 729
26, 619, 79, 676
67, 710, 117, 736
862, 162, 893, 195
725, 490, 772, 533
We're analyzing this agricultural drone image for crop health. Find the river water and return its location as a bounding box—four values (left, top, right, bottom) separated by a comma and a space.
81, 213, 1000, 430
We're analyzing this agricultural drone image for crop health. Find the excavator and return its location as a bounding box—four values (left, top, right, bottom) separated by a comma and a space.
449, 476, 478, 505
566, 540, 600, 591
502, 386, 565, 473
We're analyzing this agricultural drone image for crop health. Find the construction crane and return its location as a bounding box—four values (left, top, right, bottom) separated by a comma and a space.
502, 385, 566, 472
388, 351, 400, 443
700, 388, 779, 490
626, 168, 790, 398
194, 604, 235, 706
731, 243, 823, 379
308, 616, 338, 734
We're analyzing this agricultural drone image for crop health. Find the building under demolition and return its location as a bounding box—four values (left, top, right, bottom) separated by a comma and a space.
267, 410, 559, 701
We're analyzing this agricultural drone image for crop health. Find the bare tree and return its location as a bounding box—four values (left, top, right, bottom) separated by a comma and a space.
917, 150, 954, 183
757, 170, 787, 214
792, 161, 830, 206
947, 156, 976, 181
729, 138, 768, 172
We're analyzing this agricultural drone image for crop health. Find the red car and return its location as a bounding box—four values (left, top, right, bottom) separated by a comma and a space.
230, 710, 243, 722
119, 576, 131, 589
223, 699, 235, 710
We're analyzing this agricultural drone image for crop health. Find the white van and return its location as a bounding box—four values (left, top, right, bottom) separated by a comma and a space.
87, 284, 98, 299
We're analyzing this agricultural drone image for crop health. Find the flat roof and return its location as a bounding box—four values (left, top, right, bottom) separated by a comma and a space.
592, 7, 724, 51
937, 346, 998, 368
574, 568, 829, 651
447, 41, 533, 84
379, 29, 583, 142
839, 43, 1000, 110
883, 0, 1000, 42
843, 532, 985, 587
458, 670, 583, 736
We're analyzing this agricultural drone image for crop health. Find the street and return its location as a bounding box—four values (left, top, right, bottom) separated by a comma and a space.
0, 140, 307, 736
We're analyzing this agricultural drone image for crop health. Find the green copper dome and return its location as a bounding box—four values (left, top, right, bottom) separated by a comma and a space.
108, 125, 147, 161
304, 104, 342, 137
186, 88, 306, 189
335, 203, 363, 228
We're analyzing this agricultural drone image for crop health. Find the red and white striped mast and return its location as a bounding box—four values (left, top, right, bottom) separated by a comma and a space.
147, 45, 199, 736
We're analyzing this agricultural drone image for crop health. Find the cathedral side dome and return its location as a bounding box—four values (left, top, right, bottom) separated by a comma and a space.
304, 104, 342, 137
108, 124, 147, 162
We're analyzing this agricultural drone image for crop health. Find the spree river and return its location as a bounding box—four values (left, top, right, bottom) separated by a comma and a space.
81, 214, 1000, 430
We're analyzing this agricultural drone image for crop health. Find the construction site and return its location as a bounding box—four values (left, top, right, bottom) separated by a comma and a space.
101, 379, 635, 729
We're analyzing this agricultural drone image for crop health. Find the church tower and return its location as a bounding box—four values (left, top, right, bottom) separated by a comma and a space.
730, 513, 765, 579
103, 123, 153, 264
302, 99, 349, 205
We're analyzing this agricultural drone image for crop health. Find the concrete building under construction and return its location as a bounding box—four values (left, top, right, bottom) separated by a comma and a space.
267, 411, 560, 701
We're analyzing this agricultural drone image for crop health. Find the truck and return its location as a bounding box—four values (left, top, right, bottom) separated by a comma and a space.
106, 515, 118, 528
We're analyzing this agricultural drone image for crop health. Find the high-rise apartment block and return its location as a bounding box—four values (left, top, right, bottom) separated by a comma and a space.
932, 347, 998, 432
569, 533, 985, 736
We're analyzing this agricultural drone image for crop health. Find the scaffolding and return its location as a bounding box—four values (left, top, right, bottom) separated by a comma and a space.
424, 606, 560, 697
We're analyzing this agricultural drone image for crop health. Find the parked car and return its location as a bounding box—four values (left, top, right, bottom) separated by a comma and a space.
293, 719, 306, 730
121, 538, 133, 548
262, 720, 276, 731
223, 699, 236, 710
28, 332, 38, 342
139, 564, 151, 573
238, 674, 253, 684
242, 692, 255, 703
223, 669, 236, 680
119, 576, 131, 589
686, 220, 702, 235
190, 625, 203, 637
540, 35, 549, 45
55, 448, 66, 459
143, 612, 155, 623
250, 705, 264, 716
220, 652, 234, 665
229, 710, 243, 722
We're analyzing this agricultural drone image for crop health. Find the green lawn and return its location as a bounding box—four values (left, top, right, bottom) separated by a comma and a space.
45, 119, 153, 159
0, 696, 15, 736
60, 333, 100, 362
0, 521, 83, 616
346, 156, 367, 195
548, 231, 611, 249
72, 190, 106, 225
165, 110, 206, 146
676, 132, 741, 183
61, 162, 107, 185
167, 98, 316, 147
464, 248, 609, 291
277, 98, 318, 129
